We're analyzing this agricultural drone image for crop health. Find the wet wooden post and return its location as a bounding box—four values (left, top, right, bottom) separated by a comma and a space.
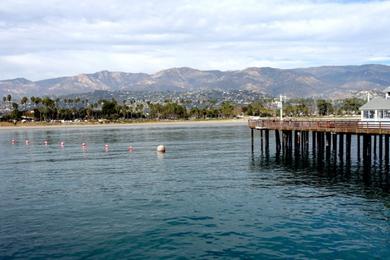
321, 132, 325, 161
282, 130, 287, 154
317, 132, 325, 159
265, 129, 269, 153
260, 129, 264, 154
367, 134, 372, 163
326, 132, 331, 160
363, 134, 368, 165
275, 130, 281, 153
307, 131, 310, 150
339, 133, 344, 161
331, 133, 337, 163
357, 134, 361, 162
362, 134, 367, 162
286, 130, 290, 154
379, 134, 383, 162
317, 132, 321, 155
305, 131, 309, 153
363, 134, 370, 164
312, 131, 316, 156
294, 131, 299, 154
346, 133, 351, 161
385, 135, 389, 166
251, 128, 254, 151
374, 134, 377, 160
283, 130, 291, 157
332, 132, 337, 153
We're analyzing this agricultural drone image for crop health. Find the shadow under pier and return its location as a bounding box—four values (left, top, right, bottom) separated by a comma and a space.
250, 127, 390, 192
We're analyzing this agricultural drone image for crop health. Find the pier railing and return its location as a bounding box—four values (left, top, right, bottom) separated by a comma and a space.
248, 118, 390, 134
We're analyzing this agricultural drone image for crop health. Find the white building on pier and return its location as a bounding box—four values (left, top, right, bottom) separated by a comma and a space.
360, 87, 390, 121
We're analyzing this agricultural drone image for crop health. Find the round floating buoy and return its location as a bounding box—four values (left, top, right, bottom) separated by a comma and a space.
81, 142, 87, 147
44, 140, 48, 145
60, 141, 65, 146
11, 139, 16, 144
157, 145, 166, 153
25, 140, 30, 145
128, 146, 134, 152
104, 144, 109, 148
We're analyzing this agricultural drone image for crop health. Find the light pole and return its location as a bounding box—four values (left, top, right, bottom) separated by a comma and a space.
278, 95, 286, 120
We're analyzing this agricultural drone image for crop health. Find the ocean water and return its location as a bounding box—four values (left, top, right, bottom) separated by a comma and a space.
0, 123, 389, 259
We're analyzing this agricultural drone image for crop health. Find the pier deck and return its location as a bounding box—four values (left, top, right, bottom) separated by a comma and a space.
248, 118, 390, 135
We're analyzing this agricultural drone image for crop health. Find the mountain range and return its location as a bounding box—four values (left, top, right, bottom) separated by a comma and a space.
1, 64, 390, 98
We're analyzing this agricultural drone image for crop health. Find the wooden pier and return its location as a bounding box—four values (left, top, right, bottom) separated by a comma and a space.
249, 118, 390, 166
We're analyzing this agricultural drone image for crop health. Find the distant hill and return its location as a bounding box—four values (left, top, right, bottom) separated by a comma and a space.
1, 64, 390, 98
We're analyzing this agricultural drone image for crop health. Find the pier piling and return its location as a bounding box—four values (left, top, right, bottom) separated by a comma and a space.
249, 118, 390, 171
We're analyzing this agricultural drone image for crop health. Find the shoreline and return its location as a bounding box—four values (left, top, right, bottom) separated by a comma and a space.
0, 118, 247, 130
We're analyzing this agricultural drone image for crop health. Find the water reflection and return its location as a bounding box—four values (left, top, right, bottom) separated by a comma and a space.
251, 147, 390, 193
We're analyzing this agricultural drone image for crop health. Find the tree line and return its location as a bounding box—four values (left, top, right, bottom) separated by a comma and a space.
0, 94, 366, 122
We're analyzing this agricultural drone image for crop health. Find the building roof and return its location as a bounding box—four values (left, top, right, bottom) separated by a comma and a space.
360, 97, 390, 110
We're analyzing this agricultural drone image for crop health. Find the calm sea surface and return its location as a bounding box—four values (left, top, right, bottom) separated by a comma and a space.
0, 123, 389, 259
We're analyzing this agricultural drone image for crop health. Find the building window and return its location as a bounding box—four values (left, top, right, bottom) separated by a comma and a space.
364, 110, 375, 119
384, 110, 390, 118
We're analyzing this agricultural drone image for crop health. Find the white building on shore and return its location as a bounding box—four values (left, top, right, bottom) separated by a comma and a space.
359, 87, 390, 121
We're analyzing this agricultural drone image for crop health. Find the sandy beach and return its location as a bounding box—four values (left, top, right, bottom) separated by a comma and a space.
0, 118, 247, 130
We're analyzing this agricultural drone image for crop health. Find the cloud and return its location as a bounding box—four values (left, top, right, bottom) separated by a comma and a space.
0, 0, 390, 80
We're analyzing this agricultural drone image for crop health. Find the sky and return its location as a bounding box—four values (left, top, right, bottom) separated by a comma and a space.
1, 0, 390, 80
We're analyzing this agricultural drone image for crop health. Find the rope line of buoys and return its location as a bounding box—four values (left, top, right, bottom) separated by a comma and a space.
9, 139, 165, 153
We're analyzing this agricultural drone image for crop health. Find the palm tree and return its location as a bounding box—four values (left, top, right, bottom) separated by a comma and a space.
21, 96, 28, 105
34, 97, 41, 106
19, 96, 28, 113
12, 102, 18, 111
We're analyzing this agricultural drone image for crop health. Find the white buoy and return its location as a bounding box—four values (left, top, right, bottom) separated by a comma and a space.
128, 145, 134, 152
25, 139, 30, 145
157, 145, 166, 153
11, 139, 16, 144
81, 142, 87, 147
44, 140, 48, 145
60, 141, 65, 146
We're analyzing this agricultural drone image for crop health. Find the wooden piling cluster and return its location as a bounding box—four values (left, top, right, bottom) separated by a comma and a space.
249, 119, 390, 167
